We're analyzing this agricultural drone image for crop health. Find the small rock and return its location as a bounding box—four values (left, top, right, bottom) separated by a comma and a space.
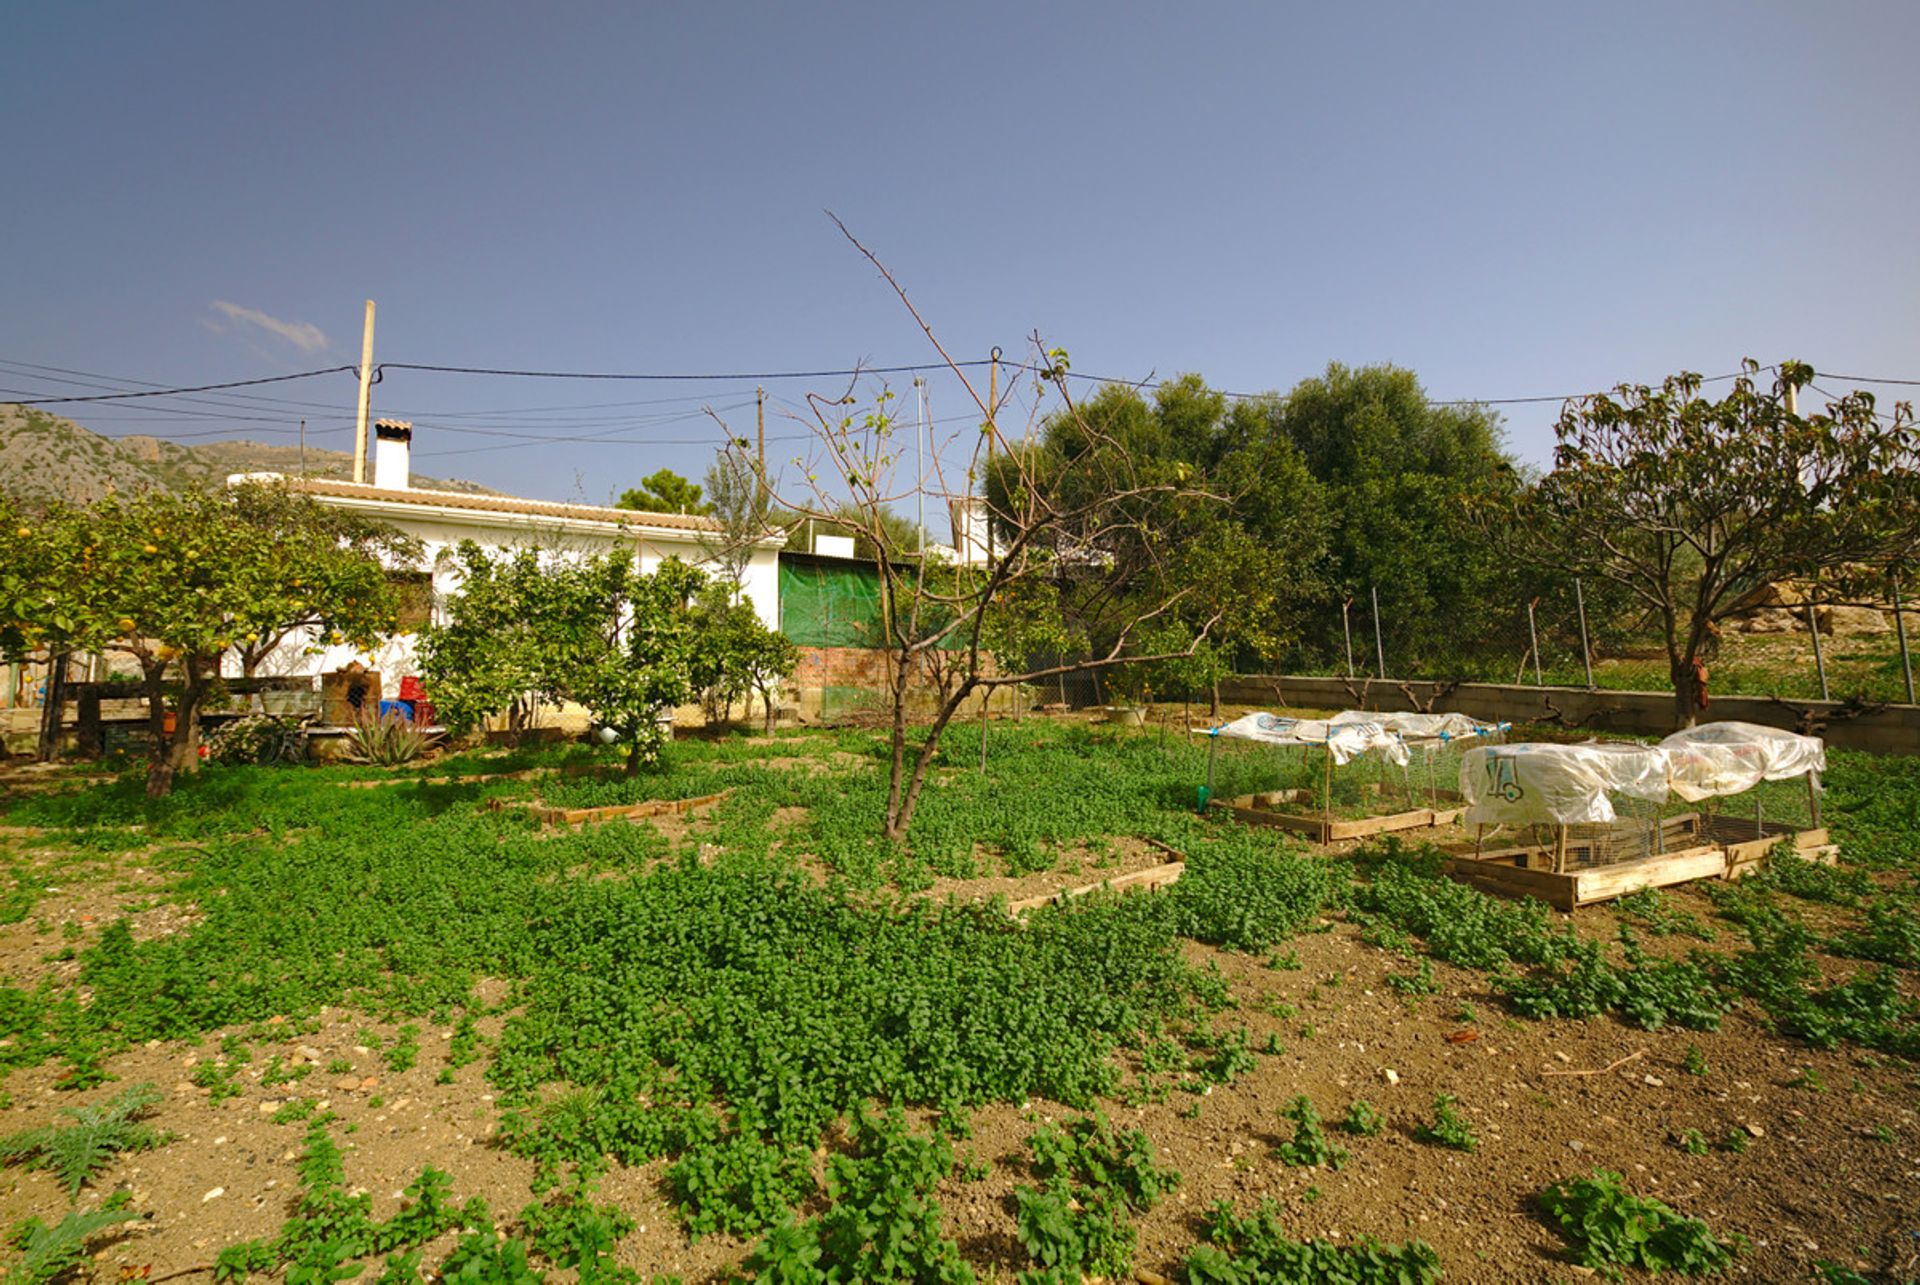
1568, 1140, 1584, 1153
359, 1076, 379, 1090
1745, 1123, 1765, 1138
336, 1077, 361, 1092
1383, 1069, 1400, 1085
297, 1046, 324, 1061
1643, 1075, 1664, 1087
258, 1102, 279, 1114
1554, 1051, 1572, 1063
202, 1187, 225, 1203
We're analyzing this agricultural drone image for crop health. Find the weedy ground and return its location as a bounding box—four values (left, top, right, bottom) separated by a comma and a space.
0, 715, 1915, 1283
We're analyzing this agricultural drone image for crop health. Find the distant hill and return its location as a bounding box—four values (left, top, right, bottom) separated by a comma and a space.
0, 404, 499, 505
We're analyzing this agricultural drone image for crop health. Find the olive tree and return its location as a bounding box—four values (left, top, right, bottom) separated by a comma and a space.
1513, 361, 1920, 727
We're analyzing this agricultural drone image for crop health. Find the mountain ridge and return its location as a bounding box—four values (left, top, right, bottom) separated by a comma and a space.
0, 404, 499, 506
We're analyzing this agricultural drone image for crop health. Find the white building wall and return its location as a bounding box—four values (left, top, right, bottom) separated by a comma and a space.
230, 502, 784, 696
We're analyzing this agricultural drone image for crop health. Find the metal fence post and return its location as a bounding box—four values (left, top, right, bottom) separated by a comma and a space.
1342, 598, 1355, 679
1371, 586, 1387, 680
1526, 598, 1544, 686
1574, 578, 1595, 689
1895, 576, 1916, 705
1806, 601, 1830, 701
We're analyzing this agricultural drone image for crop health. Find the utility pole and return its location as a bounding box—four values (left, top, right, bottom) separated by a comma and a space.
1784, 382, 1798, 417
755, 385, 765, 479
351, 299, 376, 484
986, 346, 1000, 457
298, 420, 306, 477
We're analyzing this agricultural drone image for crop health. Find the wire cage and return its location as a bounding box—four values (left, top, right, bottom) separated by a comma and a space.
1203, 711, 1508, 839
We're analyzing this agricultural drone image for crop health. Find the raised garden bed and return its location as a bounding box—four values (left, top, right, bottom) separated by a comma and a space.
1443, 812, 1837, 911
1211, 786, 1464, 844
493, 788, 734, 828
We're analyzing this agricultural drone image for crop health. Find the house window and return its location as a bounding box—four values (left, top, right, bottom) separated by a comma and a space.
389, 571, 435, 632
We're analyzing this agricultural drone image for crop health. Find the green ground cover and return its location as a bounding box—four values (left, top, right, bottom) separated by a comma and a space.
1, 720, 1915, 1281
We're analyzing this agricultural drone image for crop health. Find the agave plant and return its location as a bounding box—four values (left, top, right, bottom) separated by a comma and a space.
345, 712, 435, 767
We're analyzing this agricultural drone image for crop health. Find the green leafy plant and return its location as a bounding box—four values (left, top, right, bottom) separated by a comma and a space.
741, 1108, 971, 1284
1339, 1099, 1384, 1137
1674, 1128, 1709, 1156
1682, 1044, 1710, 1076
1385, 957, 1438, 997
1414, 1093, 1477, 1152
6, 1195, 142, 1285
1537, 1168, 1740, 1278
383, 1024, 421, 1074
1788, 1066, 1827, 1092
1182, 1198, 1441, 1283
1273, 1096, 1348, 1169
0, 1082, 167, 1196
1013, 1112, 1177, 1282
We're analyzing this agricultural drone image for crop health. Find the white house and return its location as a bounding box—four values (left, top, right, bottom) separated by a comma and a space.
227, 420, 784, 711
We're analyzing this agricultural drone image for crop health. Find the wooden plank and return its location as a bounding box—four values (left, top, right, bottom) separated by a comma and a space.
1220, 802, 1329, 841
1007, 861, 1186, 915
1442, 855, 1579, 911
1220, 793, 1463, 845
1570, 846, 1725, 905
516, 788, 735, 828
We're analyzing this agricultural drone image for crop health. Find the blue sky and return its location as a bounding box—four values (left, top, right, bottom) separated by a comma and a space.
4, 2, 1916, 512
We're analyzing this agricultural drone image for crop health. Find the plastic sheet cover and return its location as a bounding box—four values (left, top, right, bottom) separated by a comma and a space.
1211, 712, 1410, 766
1346, 711, 1509, 744
1460, 742, 1671, 827
1659, 722, 1827, 802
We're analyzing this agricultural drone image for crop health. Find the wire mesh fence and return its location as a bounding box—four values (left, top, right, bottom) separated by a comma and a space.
1294, 580, 1920, 706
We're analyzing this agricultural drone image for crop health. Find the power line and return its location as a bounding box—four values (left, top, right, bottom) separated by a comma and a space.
376, 359, 998, 382
0, 365, 356, 405
1819, 372, 1920, 387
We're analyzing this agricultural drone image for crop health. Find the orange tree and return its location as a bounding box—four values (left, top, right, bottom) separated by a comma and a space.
2, 483, 416, 796
420, 543, 707, 773
1514, 361, 1920, 727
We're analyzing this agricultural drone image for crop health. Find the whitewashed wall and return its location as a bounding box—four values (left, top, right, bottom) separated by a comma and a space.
229, 503, 783, 700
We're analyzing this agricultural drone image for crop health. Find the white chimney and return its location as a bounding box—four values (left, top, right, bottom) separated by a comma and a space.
373, 419, 412, 490
949, 496, 994, 565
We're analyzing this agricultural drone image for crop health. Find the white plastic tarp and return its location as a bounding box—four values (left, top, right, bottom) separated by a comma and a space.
1460, 742, 1671, 826
1659, 722, 1826, 802
1345, 711, 1508, 744
1210, 712, 1410, 766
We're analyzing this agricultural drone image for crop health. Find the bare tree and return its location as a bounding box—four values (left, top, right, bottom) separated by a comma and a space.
699, 451, 771, 590
718, 219, 1222, 840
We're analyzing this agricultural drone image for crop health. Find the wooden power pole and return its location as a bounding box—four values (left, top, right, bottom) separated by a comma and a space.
352, 299, 376, 484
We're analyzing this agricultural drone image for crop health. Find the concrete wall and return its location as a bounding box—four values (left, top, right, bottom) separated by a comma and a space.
1220, 673, 1920, 756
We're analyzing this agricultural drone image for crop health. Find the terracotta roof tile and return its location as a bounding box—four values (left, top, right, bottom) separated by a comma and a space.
273, 476, 725, 534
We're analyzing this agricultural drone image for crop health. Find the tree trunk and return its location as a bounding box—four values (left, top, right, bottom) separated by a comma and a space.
759, 682, 776, 735
625, 734, 643, 776
141, 662, 171, 798
1209, 680, 1220, 720
1670, 652, 1701, 730
35, 652, 68, 762
882, 648, 915, 839
143, 657, 214, 798
886, 680, 973, 841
